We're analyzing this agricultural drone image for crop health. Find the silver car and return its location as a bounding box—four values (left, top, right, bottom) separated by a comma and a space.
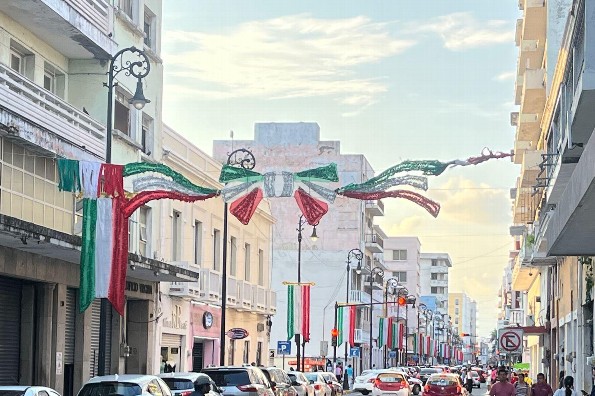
303, 373, 332, 396
159, 372, 222, 396
201, 366, 275, 396
77, 374, 172, 396
287, 372, 314, 396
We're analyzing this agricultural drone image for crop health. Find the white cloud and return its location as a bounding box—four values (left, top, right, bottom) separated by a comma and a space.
162, 14, 415, 110
494, 71, 516, 81
409, 12, 514, 51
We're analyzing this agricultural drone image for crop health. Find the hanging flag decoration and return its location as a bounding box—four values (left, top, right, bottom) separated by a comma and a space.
378, 317, 389, 348
349, 305, 357, 347
286, 284, 312, 342
57, 149, 511, 316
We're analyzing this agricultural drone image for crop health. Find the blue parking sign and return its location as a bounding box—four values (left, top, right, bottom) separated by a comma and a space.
350, 347, 360, 357
277, 341, 291, 355
388, 351, 397, 358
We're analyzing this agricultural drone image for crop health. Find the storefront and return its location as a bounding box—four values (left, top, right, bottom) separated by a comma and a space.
160, 295, 190, 372
191, 304, 221, 370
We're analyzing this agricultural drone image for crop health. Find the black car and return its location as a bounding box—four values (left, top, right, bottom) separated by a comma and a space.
419, 368, 443, 385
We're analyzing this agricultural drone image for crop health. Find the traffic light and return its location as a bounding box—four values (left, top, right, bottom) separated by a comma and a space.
460, 333, 470, 337
397, 296, 407, 306
331, 328, 338, 346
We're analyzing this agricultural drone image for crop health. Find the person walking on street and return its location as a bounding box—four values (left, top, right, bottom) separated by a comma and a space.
559, 372, 566, 390
532, 373, 554, 396
346, 365, 354, 387
554, 376, 578, 396
490, 368, 516, 396
515, 373, 531, 396
335, 363, 343, 379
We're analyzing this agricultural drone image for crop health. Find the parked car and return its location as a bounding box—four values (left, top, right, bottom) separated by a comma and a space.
319, 373, 342, 396
419, 368, 443, 385
287, 372, 314, 396
303, 372, 332, 396
0, 387, 61, 396
260, 367, 297, 396
159, 372, 222, 396
423, 373, 469, 396
353, 370, 382, 395
371, 372, 410, 396
201, 366, 275, 396
77, 375, 172, 396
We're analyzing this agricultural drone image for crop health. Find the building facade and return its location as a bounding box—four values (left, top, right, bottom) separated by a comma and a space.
420, 253, 451, 320
448, 293, 477, 363
213, 122, 387, 373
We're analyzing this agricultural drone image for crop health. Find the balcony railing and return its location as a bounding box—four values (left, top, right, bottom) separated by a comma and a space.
354, 328, 370, 344
199, 269, 221, 302
266, 290, 277, 314
350, 290, 372, 304
365, 200, 384, 216
64, 0, 112, 35
365, 233, 384, 253
0, 63, 105, 159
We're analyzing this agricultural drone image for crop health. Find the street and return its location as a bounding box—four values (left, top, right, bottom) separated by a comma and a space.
347, 383, 489, 396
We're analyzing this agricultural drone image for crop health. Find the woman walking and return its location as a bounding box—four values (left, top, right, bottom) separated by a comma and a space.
553, 376, 578, 396
515, 373, 531, 396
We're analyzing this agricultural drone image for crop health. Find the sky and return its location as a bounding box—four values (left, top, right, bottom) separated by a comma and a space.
161, 0, 521, 338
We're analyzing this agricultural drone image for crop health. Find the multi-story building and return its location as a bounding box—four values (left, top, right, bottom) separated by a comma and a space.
448, 293, 477, 363
213, 122, 387, 372
158, 125, 276, 371
420, 253, 451, 319
0, 0, 199, 391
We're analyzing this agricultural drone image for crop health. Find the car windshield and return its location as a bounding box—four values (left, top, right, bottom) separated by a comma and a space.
304, 374, 319, 382
202, 371, 251, 386
161, 379, 194, 391
427, 377, 458, 386
421, 369, 441, 374
377, 374, 404, 383
78, 382, 143, 396
0, 391, 26, 396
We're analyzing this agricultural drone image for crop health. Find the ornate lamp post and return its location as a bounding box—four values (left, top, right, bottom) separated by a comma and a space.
403, 295, 416, 366
369, 267, 384, 369
99, 46, 150, 376
220, 148, 256, 365
417, 303, 427, 364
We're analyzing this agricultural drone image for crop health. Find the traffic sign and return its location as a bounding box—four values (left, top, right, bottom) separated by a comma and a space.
277, 341, 291, 355
498, 329, 523, 354
388, 351, 397, 358
350, 347, 360, 357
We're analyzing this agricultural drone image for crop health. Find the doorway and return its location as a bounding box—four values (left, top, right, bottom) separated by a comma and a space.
193, 342, 204, 372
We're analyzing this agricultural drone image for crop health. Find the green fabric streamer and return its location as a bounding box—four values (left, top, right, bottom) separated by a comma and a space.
123, 162, 218, 195
79, 198, 97, 312
287, 285, 295, 341
338, 160, 450, 192
57, 159, 80, 192
218, 164, 263, 184
294, 163, 339, 182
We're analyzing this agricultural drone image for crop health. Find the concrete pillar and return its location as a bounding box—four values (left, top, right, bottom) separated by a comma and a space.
111, 310, 123, 374
19, 284, 35, 385
35, 283, 55, 386
52, 284, 67, 393
74, 299, 92, 393
126, 300, 149, 373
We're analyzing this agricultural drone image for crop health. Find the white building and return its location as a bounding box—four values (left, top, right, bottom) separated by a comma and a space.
449, 293, 477, 363
213, 122, 387, 372
420, 253, 452, 321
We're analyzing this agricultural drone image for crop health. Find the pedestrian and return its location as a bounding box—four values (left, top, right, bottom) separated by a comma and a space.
335, 362, 343, 379
190, 376, 212, 396
466, 370, 474, 394
559, 372, 566, 390
489, 368, 516, 396
326, 359, 333, 372
515, 373, 531, 396
532, 373, 554, 396
346, 365, 354, 387
554, 376, 578, 396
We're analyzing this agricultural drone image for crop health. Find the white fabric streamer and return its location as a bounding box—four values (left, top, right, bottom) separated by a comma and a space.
79, 161, 101, 198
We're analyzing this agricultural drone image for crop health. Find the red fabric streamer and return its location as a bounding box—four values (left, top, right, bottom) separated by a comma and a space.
387, 317, 393, 349
98, 164, 125, 198
302, 285, 311, 342
340, 190, 440, 217
294, 187, 329, 225
229, 188, 263, 225
124, 190, 217, 218
109, 198, 128, 315
466, 148, 512, 165
398, 323, 405, 350
349, 305, 356, 347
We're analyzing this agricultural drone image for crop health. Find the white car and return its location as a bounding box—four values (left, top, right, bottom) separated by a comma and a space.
353, 369, 382, 395
0, 387, 61, 396
371, 372, 410, 396
304, 373, 332, 396
77, 374, 173, 396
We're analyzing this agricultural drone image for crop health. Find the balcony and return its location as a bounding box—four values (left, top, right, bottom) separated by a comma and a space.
354, 328, 371, 344
350, 290, 372, 304
512, 177, 539, 225
169, 281, 201, 299
0, 63, 105, 160
266, 290, 277, 315
240, 281, 253, 310
256, 286, 267, 312
0, 0, 114, 59
429, 279, 447, 287
511, 254, 535, 292
365, 233, 383, 253
199, 269, 221, 303
365, 200, 385, 217
227, 277, 243, 308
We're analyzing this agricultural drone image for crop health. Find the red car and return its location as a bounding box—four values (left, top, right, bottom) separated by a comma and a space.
423, 374, 469, 396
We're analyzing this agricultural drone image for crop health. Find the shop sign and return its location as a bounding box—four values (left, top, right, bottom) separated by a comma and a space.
226, 328, 249, 339
163, 304, 188, 330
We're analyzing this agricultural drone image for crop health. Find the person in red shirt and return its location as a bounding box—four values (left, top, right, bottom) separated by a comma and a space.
532, 373, 554, 396
490, 368, 516, 396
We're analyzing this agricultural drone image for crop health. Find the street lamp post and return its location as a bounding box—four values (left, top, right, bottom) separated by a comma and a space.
404, 295, 416, 366
296, 215, 318, 371
368, 267, 384, 370
417, 303, 427, 364
384, 278, 399, 367
340, 248, 363, 389
100, 46, 151, 376
220, 149, 256, 365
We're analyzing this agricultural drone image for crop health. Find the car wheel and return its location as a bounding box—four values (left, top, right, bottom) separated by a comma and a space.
413, 385, 421, 395
361, 391, 370, 395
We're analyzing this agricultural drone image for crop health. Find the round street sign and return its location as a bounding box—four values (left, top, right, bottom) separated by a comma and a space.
499, 330, 521, 352
227, 328, 249, 339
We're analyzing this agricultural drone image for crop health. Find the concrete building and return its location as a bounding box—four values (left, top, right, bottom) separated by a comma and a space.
213, 122, 387, 372
159, 124, 276, 371
0, 0, 201, 391
448, 293, 477, 363
420, 253, 451, 320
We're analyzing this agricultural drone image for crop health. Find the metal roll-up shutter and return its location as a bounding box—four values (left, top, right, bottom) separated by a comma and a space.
0, 277, 22, 385
102, 302, 112, 374
64, 288, 76, 365
90, 300, 101, 377
162, 333, 182, 347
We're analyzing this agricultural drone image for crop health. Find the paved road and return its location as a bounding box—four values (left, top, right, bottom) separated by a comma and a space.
347, 382, 490, 396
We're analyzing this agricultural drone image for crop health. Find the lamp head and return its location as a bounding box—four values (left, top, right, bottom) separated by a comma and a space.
310, 225, 318, 242
129, 78, 151, 110
355, 262, 362, 275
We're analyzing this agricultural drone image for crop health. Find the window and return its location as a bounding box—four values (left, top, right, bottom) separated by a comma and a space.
172, 210, 181, 261
194, 221, 202, 265
10, 40, 33, 79
119, 0, 134, 19
114, 90, 131, 136
243, 340, 250, 364
392, 271, 407, 282
230, 236, 237, 276
141, 114, 153, 154
144, 7, 156, 51
431, 273, 438, 280
455, 299, 459, 306
455, 308, 459, 315
258, 249, 264, 286
228, 339, 235, 365
392, 249, 407, 260
431, 259, 438, 266
244, 243, 251, 281
455, 319, 459, 325
256, 341, 262, 366
43, 62, 65, 98
139, 206, 150, 257
213, 229, 221, 271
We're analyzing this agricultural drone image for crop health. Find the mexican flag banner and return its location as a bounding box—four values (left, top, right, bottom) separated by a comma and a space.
287, 284, 311, 341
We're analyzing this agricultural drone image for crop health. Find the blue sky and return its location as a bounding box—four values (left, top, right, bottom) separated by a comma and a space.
161, 1, 521, 337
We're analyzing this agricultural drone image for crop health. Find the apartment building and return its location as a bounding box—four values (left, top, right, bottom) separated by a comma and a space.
0, 0, 200, 390
158, 125, 276, 371
448, 293, 477, 363
213, 122, 387, 372
420, 253, 451, 320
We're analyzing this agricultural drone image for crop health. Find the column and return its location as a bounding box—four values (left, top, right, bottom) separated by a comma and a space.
74, 295, 92, 392
51, 284, 67, 393
35, 283, 55, 386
